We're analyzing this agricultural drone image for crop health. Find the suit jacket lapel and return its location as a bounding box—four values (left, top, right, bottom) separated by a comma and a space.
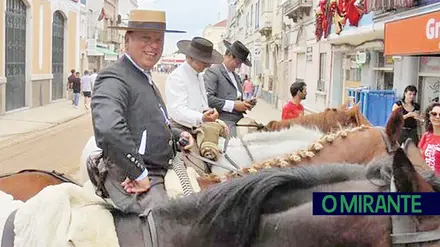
233, 71, 243, 96
220, 64, 237, 89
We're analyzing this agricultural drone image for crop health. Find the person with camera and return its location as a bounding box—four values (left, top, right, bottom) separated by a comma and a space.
204, 40, 256, 137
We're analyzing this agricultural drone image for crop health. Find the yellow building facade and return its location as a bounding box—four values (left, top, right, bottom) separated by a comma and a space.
0, 0, 81, 114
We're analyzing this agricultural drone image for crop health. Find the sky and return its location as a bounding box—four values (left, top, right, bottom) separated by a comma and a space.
138, 0, 229, 54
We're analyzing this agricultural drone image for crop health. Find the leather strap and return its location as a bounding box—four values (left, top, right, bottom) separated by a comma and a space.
1, 209, 17, 247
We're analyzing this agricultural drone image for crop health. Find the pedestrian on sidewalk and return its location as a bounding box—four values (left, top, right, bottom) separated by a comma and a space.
281, 81, 307, 120
67, 69, 76, 105
81, 70, 92, 110
242, 74, 253, 100
90, 9, 194, 214
204, 40, 256, 137
89, 68, 98, 92
72, 72, 81, 108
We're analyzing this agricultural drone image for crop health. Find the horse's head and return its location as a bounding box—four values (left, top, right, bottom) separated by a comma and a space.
336, 102, 373, 128
385, 107, 404, 146
392, 148, 440, 244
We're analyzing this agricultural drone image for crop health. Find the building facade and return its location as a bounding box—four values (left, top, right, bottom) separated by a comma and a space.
202, 19, 227, 54
225, 0, 440, 114
0, 0, 81, 114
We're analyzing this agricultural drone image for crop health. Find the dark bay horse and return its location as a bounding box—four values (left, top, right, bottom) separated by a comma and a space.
110, 149, 440, 247
3, 148, 435, 246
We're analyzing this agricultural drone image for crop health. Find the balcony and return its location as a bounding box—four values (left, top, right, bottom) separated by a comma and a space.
282, 0, 313, 22
258, 11, 273, 37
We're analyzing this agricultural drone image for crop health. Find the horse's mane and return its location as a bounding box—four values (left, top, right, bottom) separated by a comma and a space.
157, 156, 393, 247
202, 125, 372, 182
265, 108, 356, 133
156, 150, 440, 247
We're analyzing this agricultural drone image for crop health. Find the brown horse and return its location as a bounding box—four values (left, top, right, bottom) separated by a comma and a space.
0, 109, 427, 201
264, 102, 372, 133
0, 170, 78, 201
3, 148, 440, 247
197, 108, 431, 189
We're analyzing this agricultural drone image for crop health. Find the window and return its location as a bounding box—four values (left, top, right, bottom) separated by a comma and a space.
255, 0, 260, 29
318, 53, 326, 91
344, 55, 361, 81
296, 53, 306, 80
374, 51, 394, 90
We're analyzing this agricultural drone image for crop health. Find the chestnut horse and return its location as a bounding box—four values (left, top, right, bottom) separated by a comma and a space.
0, 170, 78, 201
0, 110, 426, 202
2, 149, 440, 246
238, 103, 372, 135
197, 108, 431, 189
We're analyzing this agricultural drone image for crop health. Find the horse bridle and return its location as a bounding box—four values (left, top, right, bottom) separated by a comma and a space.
390, 176, 440, 246
377, 126, 440, 246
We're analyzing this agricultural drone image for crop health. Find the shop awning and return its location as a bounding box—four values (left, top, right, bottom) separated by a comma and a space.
96, 47, 119, 61
384, 10, 440, 56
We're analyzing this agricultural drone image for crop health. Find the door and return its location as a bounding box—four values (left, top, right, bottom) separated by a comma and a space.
52, 11, 65, 100
5, 0, 27, 111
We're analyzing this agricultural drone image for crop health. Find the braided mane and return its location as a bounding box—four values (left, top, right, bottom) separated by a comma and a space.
200, 124, 371, 183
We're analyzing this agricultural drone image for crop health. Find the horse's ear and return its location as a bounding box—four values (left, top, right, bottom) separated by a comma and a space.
338, 100, 350, 111
346, 103, 361, 115
385, 108, 404, 144
392, 148, 435, 193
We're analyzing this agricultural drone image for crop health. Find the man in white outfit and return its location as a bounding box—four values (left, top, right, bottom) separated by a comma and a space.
165, 37, 224, 174
165, 37, 223, 132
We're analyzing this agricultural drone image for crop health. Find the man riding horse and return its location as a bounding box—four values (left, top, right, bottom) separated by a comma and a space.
165, 37, 226, 175
89, 9, 195, 214
204, 40, 257, 137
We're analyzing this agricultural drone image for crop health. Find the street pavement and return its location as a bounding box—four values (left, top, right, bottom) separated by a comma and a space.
0, 72, 282, 179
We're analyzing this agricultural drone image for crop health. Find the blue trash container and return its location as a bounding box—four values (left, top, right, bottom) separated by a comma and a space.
360, 90, 396, 126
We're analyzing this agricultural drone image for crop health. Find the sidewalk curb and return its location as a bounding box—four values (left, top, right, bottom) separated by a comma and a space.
0, 112, 89, 150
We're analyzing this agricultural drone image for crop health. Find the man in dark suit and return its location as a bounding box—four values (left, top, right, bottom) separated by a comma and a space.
90, 9, 193, 214
204, 40, 256, 137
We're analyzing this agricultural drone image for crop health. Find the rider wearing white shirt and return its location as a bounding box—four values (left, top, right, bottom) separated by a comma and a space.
165, 37, 224, 131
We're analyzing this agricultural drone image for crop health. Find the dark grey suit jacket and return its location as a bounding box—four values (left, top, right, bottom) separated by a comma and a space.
204, 64, 244, 123
91, 55, 182, 180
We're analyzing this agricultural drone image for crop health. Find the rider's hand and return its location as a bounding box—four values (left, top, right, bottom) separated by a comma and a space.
202, 108, 218, 122
179, 131, 195, 151
234, 101, 252, 112
121, 176, 151, 194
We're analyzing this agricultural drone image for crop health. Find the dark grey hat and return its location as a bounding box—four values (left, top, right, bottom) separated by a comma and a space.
223, 40, 252, 67
177, 37, 223, 64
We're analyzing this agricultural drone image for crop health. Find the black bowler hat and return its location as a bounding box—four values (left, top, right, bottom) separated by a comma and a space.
223, 40, 252, 67
177, 37, 223, 64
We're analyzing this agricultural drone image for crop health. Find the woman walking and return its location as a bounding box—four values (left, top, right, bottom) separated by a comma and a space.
392, 85, 423, 145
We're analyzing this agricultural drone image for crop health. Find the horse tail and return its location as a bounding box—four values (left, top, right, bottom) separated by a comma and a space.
192, 169, 304, 247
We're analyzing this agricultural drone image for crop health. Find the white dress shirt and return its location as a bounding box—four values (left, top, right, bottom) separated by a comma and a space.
222, 63, 242, 113
165, 61, 210, 128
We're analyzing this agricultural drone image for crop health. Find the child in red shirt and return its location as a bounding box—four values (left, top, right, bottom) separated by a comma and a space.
282, 81, 307, 120
419, 102, 440, 174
